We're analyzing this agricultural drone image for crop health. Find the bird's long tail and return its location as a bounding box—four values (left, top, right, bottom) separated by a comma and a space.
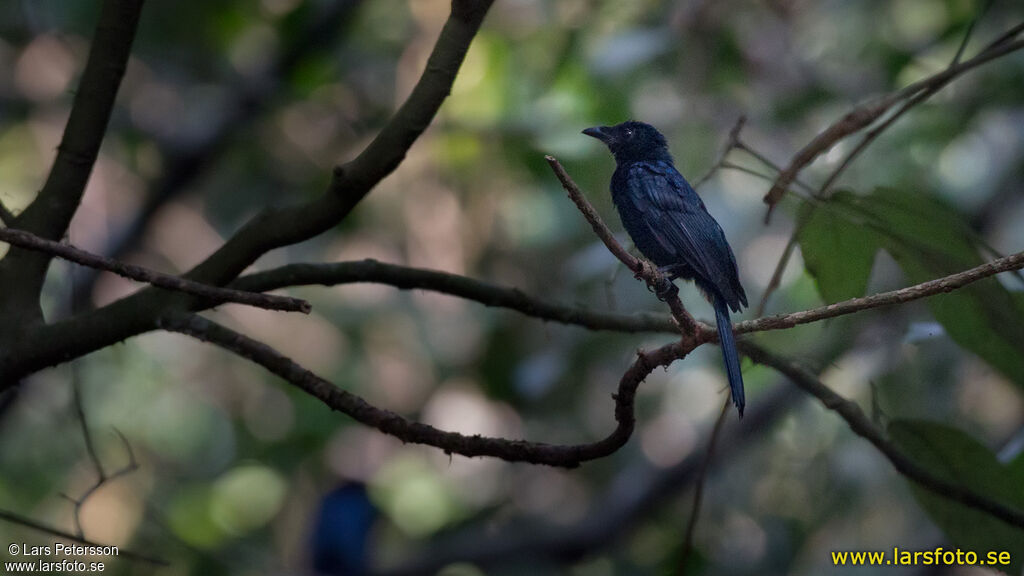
713, 294, 745, 417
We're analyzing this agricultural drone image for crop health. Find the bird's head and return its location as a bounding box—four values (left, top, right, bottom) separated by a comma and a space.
583, 120, 672, 163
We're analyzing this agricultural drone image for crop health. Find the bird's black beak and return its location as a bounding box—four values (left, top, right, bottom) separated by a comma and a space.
582, 126, 614, 145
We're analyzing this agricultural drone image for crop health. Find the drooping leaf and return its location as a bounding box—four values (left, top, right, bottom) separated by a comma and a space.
797, 191, 880, 303
888, 419, 1024, 576
800, 188, 1024, 388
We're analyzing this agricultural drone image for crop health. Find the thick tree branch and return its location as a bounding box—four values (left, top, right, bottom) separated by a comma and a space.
159, 312, 685, 468
75, 0, 366, 307
2, 0, 496, 383
0, 0, 144, 319
740, 342, 1024, 529
14, 238, 1014, 387
182, 0, 496, 289
0, 228, 310, 313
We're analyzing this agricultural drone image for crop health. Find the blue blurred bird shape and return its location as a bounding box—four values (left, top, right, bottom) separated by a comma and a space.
311, 483, 377, 576
583, 121, 748, 416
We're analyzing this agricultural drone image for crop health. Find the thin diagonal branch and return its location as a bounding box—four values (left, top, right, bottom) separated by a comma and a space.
0, 0, 145, 316
692, 115, 746, 189
0, 201, 13, 226
63, 382, 138, 540
815, 77, 941, 198
159, 312, 686, 468
762, 32, 1024, 220
951, 0, 994, 66
546, 156, 641, 273
0, 509, 165, 565
735, 249, 1024, 334
740, 342, 1024, 529
545, 156, 701, 340
0, 228, 310, 313
676, 398, 730, 575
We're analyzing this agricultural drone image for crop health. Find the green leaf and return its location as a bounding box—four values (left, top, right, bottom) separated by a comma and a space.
888, 419, 1024, 575
797, 191, 880, 303
812, 188, 1024, 388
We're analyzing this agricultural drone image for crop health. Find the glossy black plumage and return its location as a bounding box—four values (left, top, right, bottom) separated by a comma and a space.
584, 121, 748, 415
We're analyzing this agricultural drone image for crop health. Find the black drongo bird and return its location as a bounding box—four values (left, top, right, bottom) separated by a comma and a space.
584, 121, 748, 415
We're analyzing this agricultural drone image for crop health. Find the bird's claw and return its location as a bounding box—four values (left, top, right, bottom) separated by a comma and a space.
653, 276, 678, 301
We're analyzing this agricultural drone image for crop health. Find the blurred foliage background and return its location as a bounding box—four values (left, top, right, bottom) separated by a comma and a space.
1, 0, 1023, 574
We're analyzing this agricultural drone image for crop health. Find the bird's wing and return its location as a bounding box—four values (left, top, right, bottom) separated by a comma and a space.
623, 161, 746, 308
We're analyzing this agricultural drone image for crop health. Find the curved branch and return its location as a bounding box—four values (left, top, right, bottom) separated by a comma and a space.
158, 312, 686, 468
740, 341, 1024, 529
0, 228, 310, 313
183, 0, 496, 288
76, 0, 368, 307
375, 385, 802, 576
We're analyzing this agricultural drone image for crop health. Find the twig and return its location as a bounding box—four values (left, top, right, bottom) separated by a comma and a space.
159, 312, 687, 468
693, 115, 746, 189
0, 201, 14, 225
739, 342, 1024, 529
0, 508, 166, 565
545, 156, 701, 339
73, 380, 104, 483
63, 364, 139, 540
62, 423, 138, 538
755, 231, 798, 317
677, 398, 730, 575
816, 77, 940, 197
762, 33, 1024, 221
733, 142, 816, 195
951, 0, 994, 66
0, 227, 310, 313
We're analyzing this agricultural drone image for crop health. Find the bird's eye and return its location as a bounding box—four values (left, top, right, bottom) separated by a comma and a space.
625, 129, 634, 138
